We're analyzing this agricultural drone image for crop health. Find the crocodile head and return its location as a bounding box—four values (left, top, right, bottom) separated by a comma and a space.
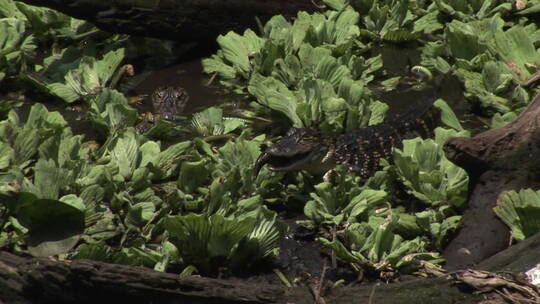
151, 86, 189, 120
254, 128, 334, 176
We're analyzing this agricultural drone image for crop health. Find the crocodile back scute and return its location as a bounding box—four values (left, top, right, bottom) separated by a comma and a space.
334, 99, 439, 177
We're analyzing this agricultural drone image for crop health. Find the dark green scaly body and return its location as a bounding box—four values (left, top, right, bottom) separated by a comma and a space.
254, 99, 439, 177
332, 99, 437, 176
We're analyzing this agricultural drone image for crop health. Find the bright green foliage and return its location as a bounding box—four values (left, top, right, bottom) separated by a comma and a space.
0, 102, 285, 271
393, 128, 470, 207
191, 107, 246, 137
492, 26, 540, 82
38, 48, 125, 103
88, 88, 138, 133
425, 14, 540, 115
414, 206, 462, 250
319, 215, 443, 278
0, 18, 36, 82
359, 0, 423, 42
2, 0, 540, 281
164, 211, 283, 274
5, 194, 85, 257
0, 0, 97, 84
434, 0, 512, 21
491, 112, 518, 129
304, 167, 388, 226
0, 105, 185, 261
494, 189, 540, 241
0, 105, 88, 256
203, 6, 384, 133
304, 142, 462, 275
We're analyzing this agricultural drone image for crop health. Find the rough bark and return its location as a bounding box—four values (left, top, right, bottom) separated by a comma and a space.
442, 91, 540, 269
2, 233, 540, 304
15, 0, 319, 42
0, 251, 302, 304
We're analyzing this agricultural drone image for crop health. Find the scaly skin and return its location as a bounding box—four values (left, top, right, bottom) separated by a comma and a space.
151, 86, 189, 120
254, 99, 439, 178
136, 86, 189, 133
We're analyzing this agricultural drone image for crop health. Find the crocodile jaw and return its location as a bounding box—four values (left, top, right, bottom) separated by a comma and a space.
253, 127, 335, 176
254, 146, 335, 176
256, 150, 319, 172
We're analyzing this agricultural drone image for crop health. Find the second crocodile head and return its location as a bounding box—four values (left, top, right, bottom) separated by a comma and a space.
151, 86, 189, 120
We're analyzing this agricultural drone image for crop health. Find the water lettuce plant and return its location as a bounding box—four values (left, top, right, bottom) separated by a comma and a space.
203, 5, 385, 133
0, 102, 285, 272
190, 107, 246, 137
2, 0, 540, 282
304, 167, 388, 226
319, 215, 443, 278
422, 14, 539, 117
494, 189, 540, 241
393, 127, 470, 208
164, 210, 283, 274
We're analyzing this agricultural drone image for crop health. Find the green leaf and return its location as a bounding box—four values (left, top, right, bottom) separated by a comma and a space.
39, 48, 125, 103
393, 130, 469, 207
112, 247, 161, 267
491, 112, 517, 129
445, 19, 490, 60
433, 99, 465, 131
413, 10, 443, 34
0, 142, 14, 169
89, 89, 137, 131
0, 18, 28, 63
9, 194, 85, 257
157, 141, 192, 179
106, 129, 141, 180
95, 48, 125, 85
319, 217, 441, 276
494, 189, 540, 241
190, 107, 245, 137
493, 26, 540, 81
368, 100, 389, 126
59, 194, 85, 211
127, 202, 156, 227
248, 73, 302, 127
178, 160, 209, 193
164, 213, 257, 273
201, 55, 237, 79
322, 0, 347, 10
29, 158, 69, 200
73, 243, 110, 261
217, 29, 265, 77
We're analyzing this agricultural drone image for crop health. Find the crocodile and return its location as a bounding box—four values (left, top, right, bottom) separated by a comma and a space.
254, 99, 439, 178
136, 86, 189, 133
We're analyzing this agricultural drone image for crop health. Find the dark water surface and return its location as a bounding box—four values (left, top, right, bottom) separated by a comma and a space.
132, 59, 234, 114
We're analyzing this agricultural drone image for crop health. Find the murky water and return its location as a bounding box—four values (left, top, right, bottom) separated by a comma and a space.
8, 41, 486, 145
132, 59, 234, 114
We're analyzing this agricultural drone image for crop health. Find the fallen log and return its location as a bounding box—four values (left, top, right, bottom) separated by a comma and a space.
0, 251, 305, 304
2, 233, 540, 304
14, 0, 319, 42
442, 91, 540, 269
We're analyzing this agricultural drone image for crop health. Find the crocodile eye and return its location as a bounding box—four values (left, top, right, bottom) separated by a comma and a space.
286, 128, 299, 136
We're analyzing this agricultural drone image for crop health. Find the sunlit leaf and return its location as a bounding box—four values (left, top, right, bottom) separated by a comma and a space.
494, 189, 540, 241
